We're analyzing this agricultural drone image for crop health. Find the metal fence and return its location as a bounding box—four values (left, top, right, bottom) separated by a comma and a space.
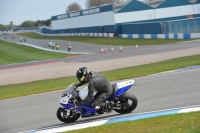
161, 18, 200, 34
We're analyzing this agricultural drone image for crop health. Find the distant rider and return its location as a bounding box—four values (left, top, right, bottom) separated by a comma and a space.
74, 67, 113, 113
56, 44, 59, 50
51, 42, 55, 49
68, 43, 72, 51
20, 37, 22, 42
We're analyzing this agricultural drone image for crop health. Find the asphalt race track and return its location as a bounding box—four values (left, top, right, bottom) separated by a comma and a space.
0, 35, 200, 133
0, 34, 200, 69
0, 68, 200, 133
2, 34, 200, 58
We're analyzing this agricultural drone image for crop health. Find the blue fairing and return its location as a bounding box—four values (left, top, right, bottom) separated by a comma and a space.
60, 103, 75, 109
61, 103, 96, 115
115, 84, 133, 97
79, 105, 96, 115
107, 84, 133, 99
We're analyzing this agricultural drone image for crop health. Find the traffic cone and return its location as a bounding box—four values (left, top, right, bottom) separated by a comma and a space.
111, 47, 114, 53
104, 48, 108, 53
119, 47, 123, 52
135, 44, 139, 51
101, 48, 104, 53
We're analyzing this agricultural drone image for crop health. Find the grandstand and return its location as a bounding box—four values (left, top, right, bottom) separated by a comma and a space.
37, 0, 200, 36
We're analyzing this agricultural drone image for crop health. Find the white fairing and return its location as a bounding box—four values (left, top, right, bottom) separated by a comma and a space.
79, 87, 97, 100
60, 94, 72, 104
116, 79, 135, 89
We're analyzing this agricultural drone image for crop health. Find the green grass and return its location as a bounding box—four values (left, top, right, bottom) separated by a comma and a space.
65, 111, 200, 133
102, 54, 200, 81
0, 54, 200, 100
16, 32, 189, 46
0, 39, 74, 65
0, 77, 77, 100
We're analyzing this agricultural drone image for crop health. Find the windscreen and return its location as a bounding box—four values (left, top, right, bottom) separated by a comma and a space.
61, 84, 77, 97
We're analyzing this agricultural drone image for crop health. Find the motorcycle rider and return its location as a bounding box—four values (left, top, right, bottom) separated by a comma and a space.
74, 66, 113, 113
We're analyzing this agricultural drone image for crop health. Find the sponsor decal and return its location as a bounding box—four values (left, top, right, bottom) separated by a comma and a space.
57, 14, 68, 19
117, 80, 134, 88
56, 8, 100, 20
82, 8, 100, 15
69, 12, 81, 17
117, 81, 129, 88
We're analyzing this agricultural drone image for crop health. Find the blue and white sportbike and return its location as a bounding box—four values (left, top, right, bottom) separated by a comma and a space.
57, 79, 138, 123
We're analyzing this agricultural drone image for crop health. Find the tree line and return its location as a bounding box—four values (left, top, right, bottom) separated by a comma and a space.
0, 19, 51, 30
20, 19, 51, 27
0, 24, 10, 30
66, 0, 119, 13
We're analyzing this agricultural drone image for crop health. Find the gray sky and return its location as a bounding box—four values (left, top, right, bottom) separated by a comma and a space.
0, 0, 86, 25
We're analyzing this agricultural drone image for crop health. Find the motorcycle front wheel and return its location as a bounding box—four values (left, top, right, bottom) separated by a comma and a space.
57, 107, 80, 123
114, 92, 138, 114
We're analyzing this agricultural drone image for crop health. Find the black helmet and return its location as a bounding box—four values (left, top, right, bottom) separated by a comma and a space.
76, 67, 89, 82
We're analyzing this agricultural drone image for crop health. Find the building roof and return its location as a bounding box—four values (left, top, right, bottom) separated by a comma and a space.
157, 0, 191, 8
116, 0, 153, 13
114, 0, 132, 12
114, 0, 198, 10
140, 0, 165, 8
196, 0, 200, 3
187, 0, 198, 3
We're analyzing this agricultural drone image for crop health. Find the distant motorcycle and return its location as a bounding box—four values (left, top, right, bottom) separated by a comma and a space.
68, 44, 72, 51
48, 41, 52, 47
57, 79, 138, 123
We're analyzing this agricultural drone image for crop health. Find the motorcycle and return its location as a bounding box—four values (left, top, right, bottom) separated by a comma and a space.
57, 79, 138, 123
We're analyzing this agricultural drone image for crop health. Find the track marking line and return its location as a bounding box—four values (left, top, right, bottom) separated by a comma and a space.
20, 105, 200, 133
0, 60, 62, 71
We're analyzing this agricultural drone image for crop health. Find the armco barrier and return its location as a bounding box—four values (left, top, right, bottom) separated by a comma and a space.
118, 33, 200, 39
35, 32, 114, 37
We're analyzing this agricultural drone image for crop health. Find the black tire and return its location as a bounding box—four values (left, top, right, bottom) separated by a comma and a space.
114, 92, 138, 114
57, 107, 80, 123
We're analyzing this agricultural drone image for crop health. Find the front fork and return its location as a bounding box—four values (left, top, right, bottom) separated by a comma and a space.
60, 97, 81, 116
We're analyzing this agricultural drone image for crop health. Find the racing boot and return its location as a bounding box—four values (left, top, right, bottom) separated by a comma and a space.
105, 101, 114, 113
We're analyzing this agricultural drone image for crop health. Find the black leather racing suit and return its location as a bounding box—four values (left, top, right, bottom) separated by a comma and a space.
76, 71, 113, 109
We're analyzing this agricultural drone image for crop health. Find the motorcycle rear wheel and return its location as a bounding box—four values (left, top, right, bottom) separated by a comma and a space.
57, 107, 80, 123
114, 92, 138, 114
